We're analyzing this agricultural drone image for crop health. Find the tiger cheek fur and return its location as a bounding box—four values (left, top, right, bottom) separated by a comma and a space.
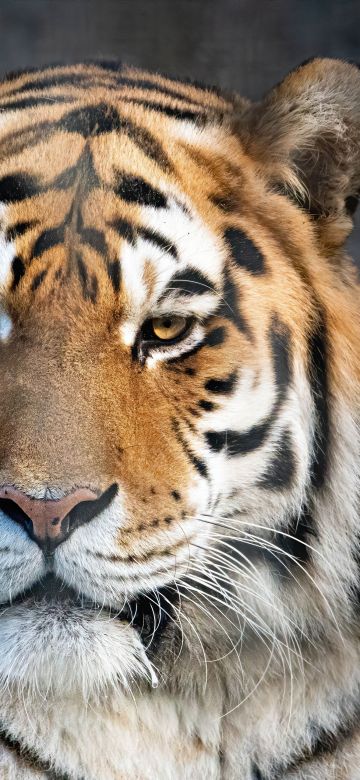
0, 58, 358, 780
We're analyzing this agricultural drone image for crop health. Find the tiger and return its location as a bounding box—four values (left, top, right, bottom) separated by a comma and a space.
0, 55, 358, 780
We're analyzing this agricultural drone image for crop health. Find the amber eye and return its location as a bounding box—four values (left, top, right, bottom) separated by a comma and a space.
151, 315, 189, 341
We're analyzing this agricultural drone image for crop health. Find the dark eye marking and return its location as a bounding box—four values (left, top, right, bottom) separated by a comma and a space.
205, 370, 238, 395
160, 268, 215, 300
205, 316, 292, 456
0, 173, 41, 203
224, 227, 266, 275
166, 325, 227, 365
258, 428, 296, 489
114, 173, 167, 209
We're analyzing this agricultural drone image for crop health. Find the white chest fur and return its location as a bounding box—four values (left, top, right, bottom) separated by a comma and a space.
0, 687, 223, 780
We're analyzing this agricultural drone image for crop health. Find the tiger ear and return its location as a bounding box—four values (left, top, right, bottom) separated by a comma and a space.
237, 58, 360, 247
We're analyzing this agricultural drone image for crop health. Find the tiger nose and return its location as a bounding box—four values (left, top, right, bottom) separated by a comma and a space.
0, 484, 117, 552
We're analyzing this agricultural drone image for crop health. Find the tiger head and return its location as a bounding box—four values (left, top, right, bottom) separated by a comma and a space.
0, 59, 358, 700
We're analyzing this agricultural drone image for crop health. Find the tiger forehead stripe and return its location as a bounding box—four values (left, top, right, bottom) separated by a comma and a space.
0, 103, 173, 171
0, 61, 228, 116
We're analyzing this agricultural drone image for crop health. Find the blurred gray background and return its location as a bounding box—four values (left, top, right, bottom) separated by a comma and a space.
0, 0, 359, 260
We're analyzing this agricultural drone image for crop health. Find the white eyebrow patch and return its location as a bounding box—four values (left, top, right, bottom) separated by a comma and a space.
141, 197, 225, 282
0, 310, 12, 341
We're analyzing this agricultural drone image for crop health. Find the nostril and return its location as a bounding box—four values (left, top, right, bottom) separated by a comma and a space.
0, 483, 118, 552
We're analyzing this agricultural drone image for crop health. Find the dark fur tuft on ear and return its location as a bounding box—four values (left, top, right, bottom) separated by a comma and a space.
235, 59, 360, 246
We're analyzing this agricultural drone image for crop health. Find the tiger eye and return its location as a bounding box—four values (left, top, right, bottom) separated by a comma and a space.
152, 315, 188, 341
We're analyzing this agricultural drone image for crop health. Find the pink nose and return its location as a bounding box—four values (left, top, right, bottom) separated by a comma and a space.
0, 485, 99, 551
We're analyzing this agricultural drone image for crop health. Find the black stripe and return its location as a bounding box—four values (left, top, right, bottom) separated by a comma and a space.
205, 370, 238, 395
119, 119, 173, 171
218, 265, 250, 338
0, 173, 40, 203
251, 766, 266, 780
76, 252, 88, 295
52, 165, 78, 190
59, 103, 122, 136
221, 507, 315, 575
224, 227, 266, 275
5, 220, 37, 241
76, 252, 88, 291
114, 174, 167, 208
0, 95, 74, 111
113, 76, 207, 106
272, 705, 360, 776
137, 226, 178, 259
109, 217, 137, 245
7, 70, 105, 94
80, 226, 108, 256
11, 256, 26, 290
258, 429, 296, 490
9, 64, 209, 108
110, 218, 177, 258
0, 726, 73, 780
205, 326, 227, 348
172, 418, 208, 478
307, 309, 329, 488
269, 509, 314, 571
161, 269, 214, 299
206, 316, 291, 456
119, 96, 206, 122
76, 254, 99, 303
31, 269, 48, 292
0, 108, 172, 172
206, 422, 271, 455
70, 207, 107, 257
122, 584, 178, 651
7, 66, 208, 107
32, 225, 64, 260
198, 400, 215, 411
107, 261, 121, 292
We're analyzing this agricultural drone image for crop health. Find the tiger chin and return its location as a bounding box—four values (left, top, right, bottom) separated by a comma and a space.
0, 57, 358, 780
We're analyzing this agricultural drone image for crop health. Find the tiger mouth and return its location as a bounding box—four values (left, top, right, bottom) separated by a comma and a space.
2, 573, 107, 610
1, 573, 177, 648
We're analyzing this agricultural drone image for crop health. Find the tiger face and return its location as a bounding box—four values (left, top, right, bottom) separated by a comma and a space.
0, 58, 358, 712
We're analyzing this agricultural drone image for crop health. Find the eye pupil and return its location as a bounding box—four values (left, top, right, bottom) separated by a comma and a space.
150, 315, 189, 342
